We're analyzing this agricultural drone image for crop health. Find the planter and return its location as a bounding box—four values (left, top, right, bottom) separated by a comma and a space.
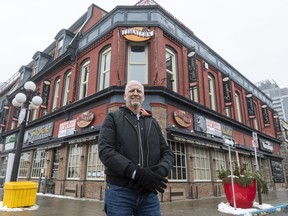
223, 179, 256, 208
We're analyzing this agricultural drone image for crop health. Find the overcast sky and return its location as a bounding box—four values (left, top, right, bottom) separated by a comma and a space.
1, 0, 287, 88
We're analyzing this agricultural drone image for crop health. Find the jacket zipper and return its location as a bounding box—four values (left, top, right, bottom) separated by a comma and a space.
125, 115, 143, 167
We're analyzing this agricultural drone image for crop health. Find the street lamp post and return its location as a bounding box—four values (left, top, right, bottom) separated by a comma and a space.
10, 81, 43, 182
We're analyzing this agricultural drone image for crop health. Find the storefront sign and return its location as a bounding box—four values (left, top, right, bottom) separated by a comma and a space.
173, 110, 192, 128
58, 119, 76, 138
258, 138, 273, 152
246, 96, 255, 119
76, 111, 94, 128
4, 134, 16, 150
261, 106, 270, 126
271, 160, 284, 183
122, 27, 154, 41
24, 122, 54, 144
206, 119, 222, 138
222, 77, 232, 106
188, 54, 197, 85
222, 125, 233, 137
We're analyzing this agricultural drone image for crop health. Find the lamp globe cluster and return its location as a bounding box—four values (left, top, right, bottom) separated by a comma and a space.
12, 81, 43, 109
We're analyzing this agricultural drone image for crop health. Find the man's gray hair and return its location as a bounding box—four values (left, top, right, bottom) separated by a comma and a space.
125, 80, 144, 94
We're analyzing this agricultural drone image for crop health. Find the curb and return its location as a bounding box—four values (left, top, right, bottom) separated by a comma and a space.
239, 204, 288, 216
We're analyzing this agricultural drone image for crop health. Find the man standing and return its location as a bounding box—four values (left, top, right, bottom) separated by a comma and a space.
99, 80, 174, 216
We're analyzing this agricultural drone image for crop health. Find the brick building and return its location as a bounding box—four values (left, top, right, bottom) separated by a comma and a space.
0, 1, 286, 202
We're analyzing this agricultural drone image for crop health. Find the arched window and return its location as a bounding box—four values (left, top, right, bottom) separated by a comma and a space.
166, 47, 177, 92
79, 60, 90, 100
98, 47, 111, 91
235, 92, 242, 122
52, 77, 61, 111
208, 74, 217, 111
62, 70, 71, 106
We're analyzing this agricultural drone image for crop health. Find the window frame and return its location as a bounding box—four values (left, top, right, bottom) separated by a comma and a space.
98, 47, 111, 91
166, 47, 178, 92
127, 44, 148, 84
79, 60, 90, 100
52, 77, 61, 111
62, 70, 72, 106
87, 140, 105, 180
208, 73, 217, 111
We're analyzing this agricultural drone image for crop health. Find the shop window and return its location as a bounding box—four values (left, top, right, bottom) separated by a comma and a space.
87, 140, 105, 180
166, 48, 177, 92
98, 47, 111, 91
242, 155, 252, 171
208, 73, 217, 111
0, 156, 8, 178
62, 70, 71, 106
168, 140, 187, 181
79, 60, 90, 100
214, 150, 226, 180
127, 44, 148, 84
31, 150, 47, 178
193, 146, 211, 181
18, 153, 31, 178
67, 144, 82, 179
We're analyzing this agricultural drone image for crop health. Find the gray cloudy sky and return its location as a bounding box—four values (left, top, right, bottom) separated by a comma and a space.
1, 0, 287, 88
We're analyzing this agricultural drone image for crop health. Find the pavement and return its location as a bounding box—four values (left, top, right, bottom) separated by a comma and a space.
0, 189, 287, 216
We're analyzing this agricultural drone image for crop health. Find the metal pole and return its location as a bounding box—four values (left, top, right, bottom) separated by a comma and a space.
228, 145, 237, 210
254, 147, 262, 205
10, 104, 29, 181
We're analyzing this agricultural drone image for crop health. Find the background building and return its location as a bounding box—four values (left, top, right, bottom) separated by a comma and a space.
0, 0, 285, 201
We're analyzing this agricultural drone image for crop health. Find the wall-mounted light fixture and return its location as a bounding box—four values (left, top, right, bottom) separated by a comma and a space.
43, 79, 51, 85
246, 92, 253, 98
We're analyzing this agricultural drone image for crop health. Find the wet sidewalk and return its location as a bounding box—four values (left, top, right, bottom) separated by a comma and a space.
0, 189, 287, 215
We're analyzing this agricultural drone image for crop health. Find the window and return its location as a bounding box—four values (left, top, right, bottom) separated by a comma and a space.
79, 60, 90, 100
168, 140, 187, 181
235, 92, 242, 122
31, 150, 47, 178
18, 153, 30, 178
0, 156, 8, 178
62, 71, 71, 106
55, 38, 64, 59
52, 78, 61, 111
32, 58, 39, 76
214, 150, 226, 180
87, 140, 105, 180
99, 47, 111, 91
166, 48, 177, 92
190, 86, 198, 102
225, 107, 232, 117
208, 74, 217, 111
193, 146, 211, 181
242, 155, 252, 171
67, 144, 82, 179
128, 45, 148, 84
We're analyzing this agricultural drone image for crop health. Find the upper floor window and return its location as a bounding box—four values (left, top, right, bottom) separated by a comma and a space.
235, 92, 242, 122
208, 74, 217, 111
190, 86, 199, 102
98, 47, 111, 91
62, 70, 71, 106
128, 44, 148, 84
166, 48, 177, 92
55, 38, 64, 59
79, 60, 90, 100
32, 58, 39, 76
52, 77, 61, 111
